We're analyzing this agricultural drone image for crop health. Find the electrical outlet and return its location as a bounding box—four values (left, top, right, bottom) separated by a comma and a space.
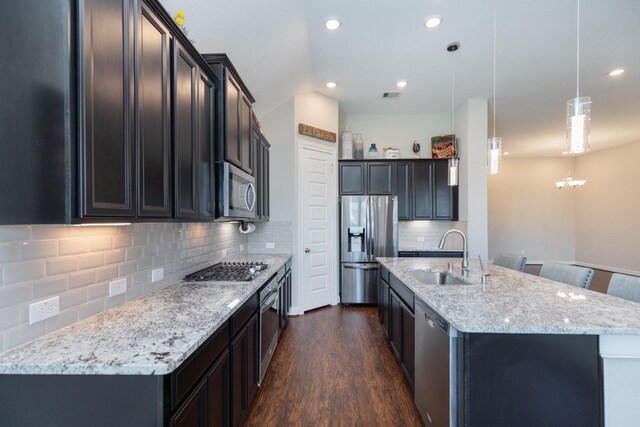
521, 249, 526, 255
152, 268, 164, 283
417, 237, 425, 242
29, 296, 60, 325
240, 244, 244, 252
266, 242, 275, 249
109, 278, 127, 297
221, 249, 228, 258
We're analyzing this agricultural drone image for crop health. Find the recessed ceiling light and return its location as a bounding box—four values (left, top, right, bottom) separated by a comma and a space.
396, 81, 407, 88
503, 152, 509, 156
562, 151, 568, 155
325, 19, 341, 30
326, 81, 337, 89
425, 16, 442, 29
608, 68, 625, 77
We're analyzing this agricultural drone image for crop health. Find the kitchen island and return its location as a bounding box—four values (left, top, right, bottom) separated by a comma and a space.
0, 254, 291, 426
378, 257, 640, 427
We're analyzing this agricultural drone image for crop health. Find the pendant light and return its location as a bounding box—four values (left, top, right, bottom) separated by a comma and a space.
447, 42, 460, 186
566, 0, 591, 154
488, 0, 502, 174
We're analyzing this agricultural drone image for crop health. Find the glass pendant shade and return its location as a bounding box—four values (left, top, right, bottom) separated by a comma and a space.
488, 137, 502, 174
448, 157, 459, 186
566, 96, 591, 154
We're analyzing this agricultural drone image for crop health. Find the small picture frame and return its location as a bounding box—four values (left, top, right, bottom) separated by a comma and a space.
431, 134, 457, 159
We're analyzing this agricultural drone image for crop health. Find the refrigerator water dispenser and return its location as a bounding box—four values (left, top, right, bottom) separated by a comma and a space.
348, 227, 365, 253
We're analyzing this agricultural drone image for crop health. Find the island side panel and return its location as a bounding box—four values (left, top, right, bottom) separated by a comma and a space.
0, 374, 169, 426
460, 333, 601, 427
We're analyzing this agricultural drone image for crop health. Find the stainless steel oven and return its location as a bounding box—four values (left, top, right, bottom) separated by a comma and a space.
259, 277, 280, 384
218, 162, 256, 220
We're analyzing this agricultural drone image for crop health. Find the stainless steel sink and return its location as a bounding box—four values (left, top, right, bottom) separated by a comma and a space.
408, 270, 467, 286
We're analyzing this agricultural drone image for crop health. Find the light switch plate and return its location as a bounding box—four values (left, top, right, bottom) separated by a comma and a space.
109, 278, 127, 297
29, 297, 60, 325
266, 242, 275, 249
222, 249, 228, 258
152, 268, 164, 282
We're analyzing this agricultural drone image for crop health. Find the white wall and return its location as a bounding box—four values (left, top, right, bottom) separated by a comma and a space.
341, 113, 450, 158
575, 142, 640, 273
488, 157, 576, 263
260, 99, 295, 221
457, 99, 489, 260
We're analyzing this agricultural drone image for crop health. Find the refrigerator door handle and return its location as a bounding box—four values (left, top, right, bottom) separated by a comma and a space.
343, 263, 379, 270
367, 197, 375, 258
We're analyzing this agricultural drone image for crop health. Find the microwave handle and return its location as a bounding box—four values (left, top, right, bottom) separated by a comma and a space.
245, 183, 256, 211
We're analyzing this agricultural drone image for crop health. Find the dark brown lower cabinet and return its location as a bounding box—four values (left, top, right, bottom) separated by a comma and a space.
389, 290, 403, 360
208, 349, 230, 426
171, 377, 208, 427
381, 275, 415, 391
378, 277, 390, 338
231, 312, 258, 427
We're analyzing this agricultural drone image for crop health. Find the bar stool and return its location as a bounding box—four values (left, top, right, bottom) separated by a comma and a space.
493, 252, 527, 272
607, 273, 640, 303
539, 262, 594, 289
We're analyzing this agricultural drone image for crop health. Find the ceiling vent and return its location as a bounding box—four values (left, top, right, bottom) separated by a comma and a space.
382, 91, 401, 98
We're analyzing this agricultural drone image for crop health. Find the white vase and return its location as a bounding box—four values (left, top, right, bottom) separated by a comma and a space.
341, 127, 353, 159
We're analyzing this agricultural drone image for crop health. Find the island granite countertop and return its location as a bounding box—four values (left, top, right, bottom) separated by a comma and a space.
378, 257, 640, 335
0, 254, 291, 376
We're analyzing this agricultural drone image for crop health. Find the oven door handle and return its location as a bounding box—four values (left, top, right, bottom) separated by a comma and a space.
261, 288, 279, 311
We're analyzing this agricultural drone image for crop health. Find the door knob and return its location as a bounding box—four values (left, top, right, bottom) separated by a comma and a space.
305, 248, 310, 253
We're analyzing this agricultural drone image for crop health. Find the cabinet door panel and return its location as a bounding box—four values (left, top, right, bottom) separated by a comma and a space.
170, 378, 207, 427
231, 330, 246, 427
433, 161, 458, 220
394, 162, 412, 220
173, 43, 198, 219
401, 302, 415, 390
80, 0, 135, 217
389, 290, 402, 361
367, 163, 394, 195
226, 77, 241, 167
246, 314, 258, 406
138, 3, 171, 217
240, 97, 252, 173
198, 72, 215, 219
207, 349, 230, 427
412, 162, 433, 220
263, 142, 270, 221
339, 163, 365, 195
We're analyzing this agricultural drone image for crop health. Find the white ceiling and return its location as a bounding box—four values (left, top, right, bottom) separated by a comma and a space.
159, 0, 640, 157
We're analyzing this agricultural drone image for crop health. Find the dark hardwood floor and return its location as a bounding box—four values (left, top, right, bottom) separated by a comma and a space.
243, 305, 424, 427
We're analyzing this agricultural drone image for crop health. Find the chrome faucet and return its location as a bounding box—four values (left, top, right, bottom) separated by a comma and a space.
438, 229, 469, 272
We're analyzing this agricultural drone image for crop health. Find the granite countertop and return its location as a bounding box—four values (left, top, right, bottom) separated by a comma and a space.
378, 257, 640, 335
0, 254, 291, 376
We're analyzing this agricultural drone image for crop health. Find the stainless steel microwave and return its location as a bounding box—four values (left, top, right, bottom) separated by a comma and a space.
217, 162, 256, 220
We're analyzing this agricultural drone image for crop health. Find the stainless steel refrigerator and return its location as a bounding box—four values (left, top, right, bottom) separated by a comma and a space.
340, 196, 398, 304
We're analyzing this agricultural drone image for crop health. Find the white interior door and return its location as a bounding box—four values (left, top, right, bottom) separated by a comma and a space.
300, 145, 336, 311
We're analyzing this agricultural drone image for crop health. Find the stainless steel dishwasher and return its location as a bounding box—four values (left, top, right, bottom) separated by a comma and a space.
415, 299, 458, 427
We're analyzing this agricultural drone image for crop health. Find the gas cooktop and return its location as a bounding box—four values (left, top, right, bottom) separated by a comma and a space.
184, 261, 268, 282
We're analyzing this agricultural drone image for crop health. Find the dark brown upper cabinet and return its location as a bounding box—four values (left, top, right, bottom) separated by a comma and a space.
173, 41, 199, 220
338, 159, 458, 221
137, 1, 172, 218
79, 0, 136, 218
253, 125, 270, 222
198, 72, 216, 220
202, 54, 256, 175
0, 0, 233, 225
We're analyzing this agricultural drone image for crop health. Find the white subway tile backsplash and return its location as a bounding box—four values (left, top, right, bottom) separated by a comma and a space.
45, 257, 78, 276
78, 253, 105, 270
19, 240, 58, 260
0, 243, 20, 263
4, 260, 45, 285
33, 276, 68, 299
0, 222, 247, 352
398, 221, 468, 251
58, 238, 89, 256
